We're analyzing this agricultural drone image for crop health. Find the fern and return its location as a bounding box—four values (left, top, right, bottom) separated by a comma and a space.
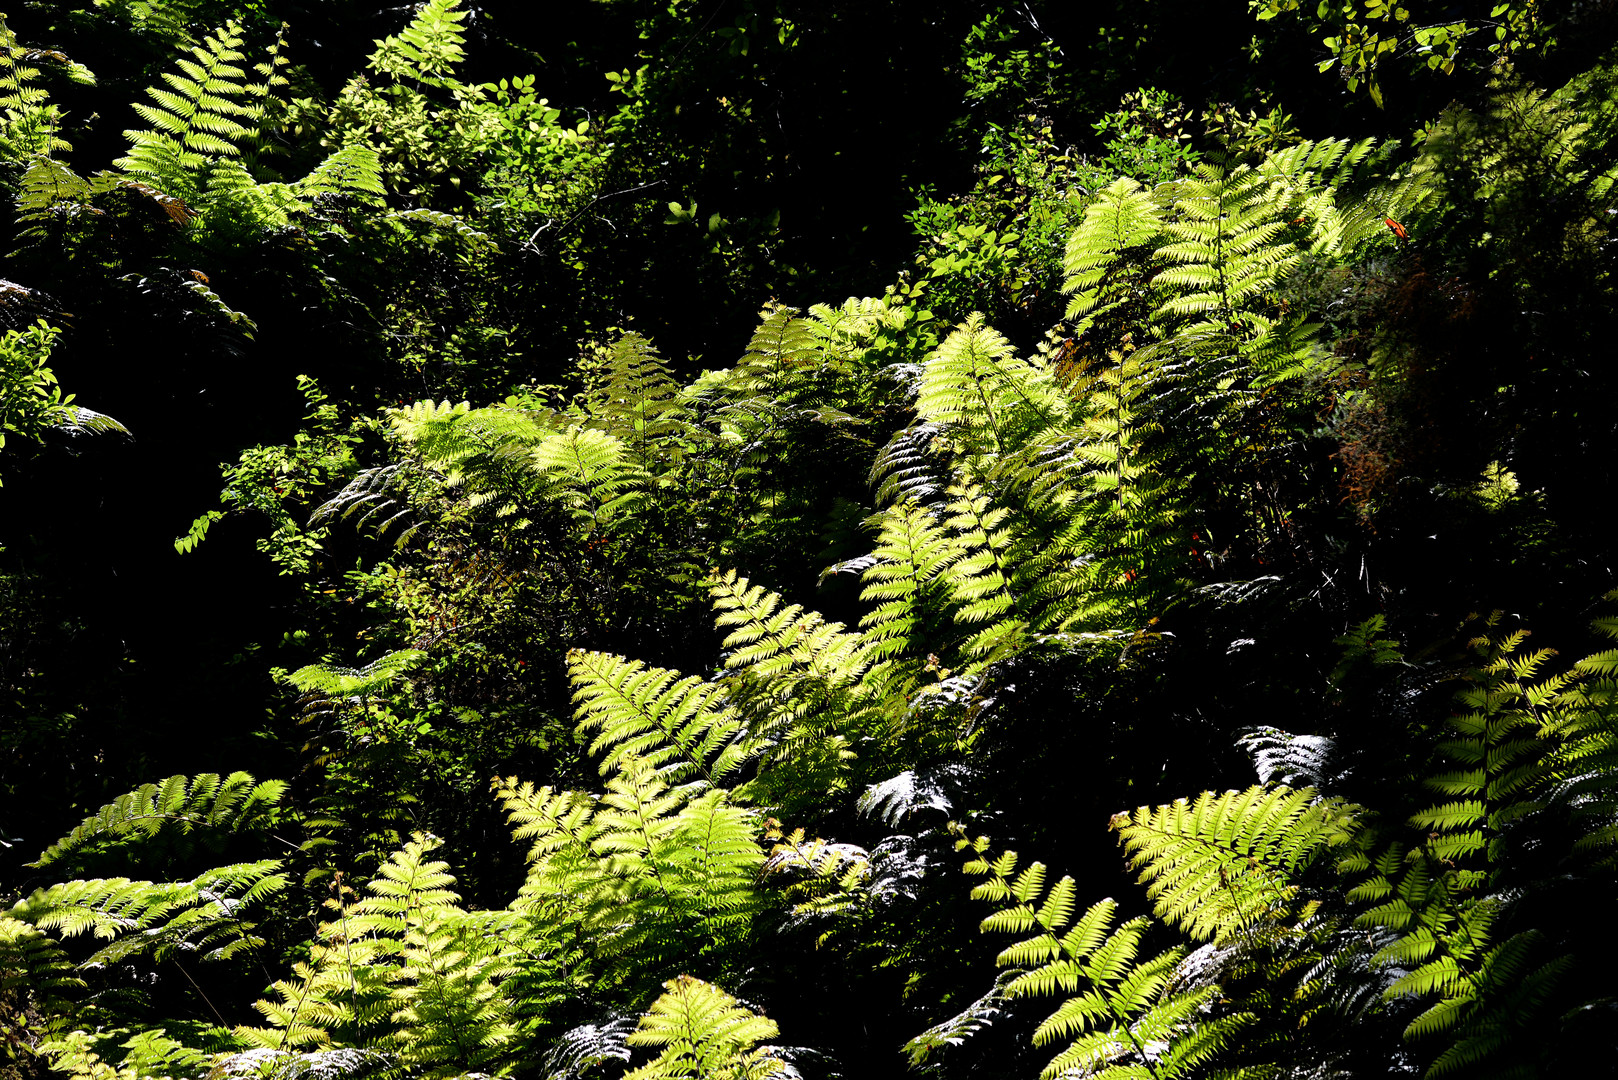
1410, 619, 1561, 871
727, 305, 826, 398
843, 501, 965, 670
532, 426, 649, 537
306, 462, 423, 548
916, 314, 1063, 463
1113, 785, 1358, 944
1546, 594, 1618, 865
299, 144, 388, 204
116, 20, 264, 198
0, 915, 80, 1014
355, 837, 517, 1078
1062, 177, 1166, 337
540, 1018, 635, 1080
623, 976, 790, 1080
938, 480, 1023, 657
366, 0, 472, 90
960, 844, 1255, 1080
869, 422, 950, 507
391, 401, 550, 519
493, 755, 763, 972
708, 572, 870, 789
30, 772, 288, 869
579, 333, 691, 471
12, 858, 288, 967
567, 649, 745, 791
1016, 346, 1188, 635
901, 971, 1014, 1067
287, 650, 427, 701
243, 835, 518, 1071
758, 825, 872, 930
0, 19, 92, 159
712, 572, 869, 688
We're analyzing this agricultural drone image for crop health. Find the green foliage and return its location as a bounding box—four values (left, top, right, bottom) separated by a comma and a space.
31, 771, 288, 868
1252, 0, 1553, 106
116, 20, 265, 197
568, 649, 744, 790
0, 16, 91, 161
240, 834, 519, 1074
13, 857, 288, 966
7, 8, 1618, 1080
623, 976, 789, 1080
177, 376, 359, 569
0, 320, 73, 479
960, 843, 1255, 1079
494, 755, 764, 973
320, 0, 495, 203
1114, 784, 1358, 943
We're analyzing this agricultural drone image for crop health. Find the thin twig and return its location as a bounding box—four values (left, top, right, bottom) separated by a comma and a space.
524, 179, 668, 255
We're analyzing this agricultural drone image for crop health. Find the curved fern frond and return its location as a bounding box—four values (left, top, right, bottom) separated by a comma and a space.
711, 572, 869, 688
31, 772, 289, 868
759, 825, 872, 928
0, 915, 81, 1004
1153, 160, 1297, 323
492, 777, 600, 867
13, 859, 288, 966
0, 21, 85, 157
902, 970, 1015, 1067
299, 144, 387, 203
869, 422, 950, 507
841, 500, 965, 678
287, 649, 427, 702
309, 462, 424, 548
727, 305, 824, 397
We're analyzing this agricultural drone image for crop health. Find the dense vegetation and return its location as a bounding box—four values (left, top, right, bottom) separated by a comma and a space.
4, 1, 1618, 1077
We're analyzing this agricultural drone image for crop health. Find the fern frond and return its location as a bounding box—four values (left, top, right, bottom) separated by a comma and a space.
532, 425, 649, 536
708, 572, 870, 787
711, 571, 868, 688
287, 650, 426, 704
916, 314, 1063, 462
31, 772, 288, 868
299, 144, 387, 202
568, 649, 744, 790
0, 915, 81, 1002
624, 976, 790, 1080
1062, 177, 1166, 334
869, 422, 950, 507
580, 332, 691, 471
117, 20, 264, 199
902, 971, 1014, 1066
846, 501, 966, 667
1114, 785, 1357, 943
727, 305, 825, 397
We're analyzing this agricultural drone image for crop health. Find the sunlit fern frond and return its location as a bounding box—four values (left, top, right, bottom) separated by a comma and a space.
961, 848, 1255, 1080
1113, 785, 1358, 944
580, 332, 691, 471
567, 649, 746, 791
1062, 176, 1166, 336
916, 314, 1064, 463
30, 772, 289, 869
624, 976, 791, 1080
